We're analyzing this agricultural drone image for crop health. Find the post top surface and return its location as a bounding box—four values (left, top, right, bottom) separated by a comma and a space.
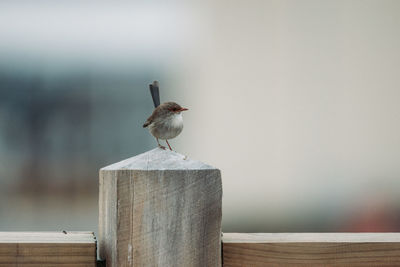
101, 148, 217, 171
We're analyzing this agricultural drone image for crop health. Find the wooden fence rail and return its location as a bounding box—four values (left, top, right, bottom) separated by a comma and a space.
222, 232, 400, 267
0, 232, 96, 267
1, 231, 400, 266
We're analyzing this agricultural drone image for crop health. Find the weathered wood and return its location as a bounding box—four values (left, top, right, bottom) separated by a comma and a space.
99, 148, 222, 267
0, 231, 96, 267
223, 233, 400, 267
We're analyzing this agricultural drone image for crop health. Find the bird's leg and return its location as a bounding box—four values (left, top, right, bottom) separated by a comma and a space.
156, 138, 166, 150
166, 140, 172, 151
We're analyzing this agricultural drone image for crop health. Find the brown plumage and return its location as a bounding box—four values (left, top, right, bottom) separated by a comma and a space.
143, 102, 188, 150
143, 102, 183, 128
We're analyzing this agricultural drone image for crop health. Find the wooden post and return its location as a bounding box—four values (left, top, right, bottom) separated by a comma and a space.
98, 148, 222, 267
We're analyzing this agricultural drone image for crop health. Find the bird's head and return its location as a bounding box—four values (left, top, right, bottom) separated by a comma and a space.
164, 102, 188, 114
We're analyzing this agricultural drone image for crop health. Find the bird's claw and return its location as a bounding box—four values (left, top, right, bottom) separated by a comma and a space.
158, 144, 166, 150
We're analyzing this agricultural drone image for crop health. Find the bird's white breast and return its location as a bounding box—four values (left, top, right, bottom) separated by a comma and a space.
149, 113, 184, 140
170, 113, 183, 129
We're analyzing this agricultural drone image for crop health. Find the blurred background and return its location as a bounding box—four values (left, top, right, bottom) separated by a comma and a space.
1, 0, 400, 233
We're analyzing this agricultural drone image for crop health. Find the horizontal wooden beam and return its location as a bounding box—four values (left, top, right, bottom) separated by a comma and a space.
0, 231, 96, 267
223, 233, 400, 267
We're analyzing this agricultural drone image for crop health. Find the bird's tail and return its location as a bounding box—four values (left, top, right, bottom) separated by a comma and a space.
149, 81, 160, 108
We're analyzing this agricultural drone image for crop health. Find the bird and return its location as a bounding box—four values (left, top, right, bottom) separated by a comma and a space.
143, 81, 188, 150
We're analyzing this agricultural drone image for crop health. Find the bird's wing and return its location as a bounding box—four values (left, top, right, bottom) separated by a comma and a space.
143, 114, 154, 128
143, 118, 151, 128
149, 81, 160, 108
143, 104, 163, 128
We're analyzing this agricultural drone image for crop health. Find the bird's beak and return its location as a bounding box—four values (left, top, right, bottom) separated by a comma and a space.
180, 107, 188, 112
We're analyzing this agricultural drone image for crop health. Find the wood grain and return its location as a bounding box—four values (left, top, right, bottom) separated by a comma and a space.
223, 233, 400, 267
99, 148, 222, 267
0, 231, 96, 267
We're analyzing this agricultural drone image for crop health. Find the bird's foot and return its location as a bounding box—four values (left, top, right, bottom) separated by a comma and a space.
158, 144, 166, 150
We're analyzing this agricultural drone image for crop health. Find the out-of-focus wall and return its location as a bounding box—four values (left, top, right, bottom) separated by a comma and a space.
1, 0, 400, 233
176, 0, 400, 231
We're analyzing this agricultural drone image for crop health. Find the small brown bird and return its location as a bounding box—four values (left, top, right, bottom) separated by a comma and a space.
143, 81, 188, 150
